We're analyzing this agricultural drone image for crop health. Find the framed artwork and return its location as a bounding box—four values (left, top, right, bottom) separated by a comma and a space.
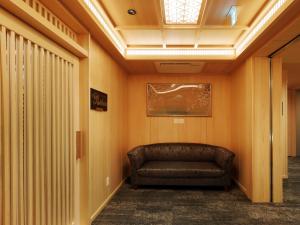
90, 88, 108, 111
146, 83, 212, 117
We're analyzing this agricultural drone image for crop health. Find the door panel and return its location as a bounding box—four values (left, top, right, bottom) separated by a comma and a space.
0, 9, 79, 225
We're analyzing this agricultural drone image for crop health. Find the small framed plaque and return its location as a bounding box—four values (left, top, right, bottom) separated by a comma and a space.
90, 88, 107, 111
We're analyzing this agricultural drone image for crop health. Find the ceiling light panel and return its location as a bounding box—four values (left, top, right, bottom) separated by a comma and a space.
126, 48, 235, 56
164, 0, 203, 24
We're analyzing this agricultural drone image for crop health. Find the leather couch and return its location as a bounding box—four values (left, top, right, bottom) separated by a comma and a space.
127, 143, 235, 189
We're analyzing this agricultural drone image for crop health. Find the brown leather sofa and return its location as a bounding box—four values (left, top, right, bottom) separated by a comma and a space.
127, 143, 235, 189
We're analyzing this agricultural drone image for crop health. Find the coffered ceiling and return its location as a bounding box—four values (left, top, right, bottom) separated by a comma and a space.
99, 0, 268, 48
78, 0, 295, 61
57, 0, 300, 73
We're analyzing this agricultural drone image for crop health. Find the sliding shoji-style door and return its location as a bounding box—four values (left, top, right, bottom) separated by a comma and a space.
0, 9, 79, 225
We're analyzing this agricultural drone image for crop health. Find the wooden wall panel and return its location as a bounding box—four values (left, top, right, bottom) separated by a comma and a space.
0, 26, 4, 225
230, 58, 253, 198
296, 91, 300, 156
89, 38, 128, 219
128, 74, 232, 150
282, 70, 288, 178
230, 57, 271, 202
288, 89, 297, 156
78, 34, 90, 225
252, 57, 271, 202
271, 56, 283, 203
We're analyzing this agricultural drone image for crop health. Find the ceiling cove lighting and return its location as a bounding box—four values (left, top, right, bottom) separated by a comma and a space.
83, 0, 126, 55
126, 48, 235, 57
236, 0, 287, 55
164, 0, 203, 24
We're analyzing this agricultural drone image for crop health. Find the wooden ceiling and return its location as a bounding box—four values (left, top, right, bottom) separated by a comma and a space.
99, 0, 268, 48
56, 0, 300, 74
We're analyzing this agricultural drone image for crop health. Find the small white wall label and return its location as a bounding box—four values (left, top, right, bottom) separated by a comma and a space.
173, 118, 185, 124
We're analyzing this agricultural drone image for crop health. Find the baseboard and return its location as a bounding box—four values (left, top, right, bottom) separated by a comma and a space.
233, 178, 249, 197
90, 179, 125, 222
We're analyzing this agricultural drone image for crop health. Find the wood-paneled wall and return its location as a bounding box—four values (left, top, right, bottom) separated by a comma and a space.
230, 57, 271, 202
230, 58, 253, 198
89, 38, 128, 220
282, 71, 288, 178
288, 89, 297, 156
252, 57, 271, 202
272, 56, 284, 202
127, 73, 232, 150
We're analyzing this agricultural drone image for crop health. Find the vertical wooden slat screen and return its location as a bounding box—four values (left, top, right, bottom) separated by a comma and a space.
65, 62, 70, 225
57, 57, 62, 225
61, 60, 66, 225
45, 50, 51, 225
10, 30, 19, 225
39, 47, 46, 225
25, 39, 34, 225
0, 25, 75, 225
0, 26, 3, 225
33, 43, 41, 225
51, 54, 57, 225
69, 63, 74, 222
17, 35, 25, 225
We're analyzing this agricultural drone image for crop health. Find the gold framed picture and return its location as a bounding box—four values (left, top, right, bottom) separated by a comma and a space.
146, 83, 212, 117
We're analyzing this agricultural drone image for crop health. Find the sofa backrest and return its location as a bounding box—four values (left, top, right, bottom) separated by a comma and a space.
143, 143, 217, 162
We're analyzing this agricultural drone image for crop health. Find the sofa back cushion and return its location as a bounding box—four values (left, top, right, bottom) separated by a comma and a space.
144, 143, 216, 162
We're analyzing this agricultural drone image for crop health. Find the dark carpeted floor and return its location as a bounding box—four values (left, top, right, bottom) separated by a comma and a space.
92, 157, 300, 225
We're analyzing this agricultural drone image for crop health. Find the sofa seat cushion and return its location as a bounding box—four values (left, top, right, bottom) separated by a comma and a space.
137, 161, 225, 178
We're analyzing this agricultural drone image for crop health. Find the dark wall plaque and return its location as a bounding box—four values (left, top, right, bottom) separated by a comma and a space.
90, 88, 107, 111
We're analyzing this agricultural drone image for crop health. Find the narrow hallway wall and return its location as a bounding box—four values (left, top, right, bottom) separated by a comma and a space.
296, 90, 300, 156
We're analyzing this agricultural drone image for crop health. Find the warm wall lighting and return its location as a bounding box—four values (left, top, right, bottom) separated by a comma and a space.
126, 48, 235, 56
236, 0, 287, 55
83, 0, 126, 55
164, 0, 203, 24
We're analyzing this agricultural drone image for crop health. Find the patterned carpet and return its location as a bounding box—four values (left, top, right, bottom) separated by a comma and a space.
92, 158, 300, 225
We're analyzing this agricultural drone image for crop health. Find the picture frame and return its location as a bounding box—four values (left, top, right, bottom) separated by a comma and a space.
146, 83, 212, 117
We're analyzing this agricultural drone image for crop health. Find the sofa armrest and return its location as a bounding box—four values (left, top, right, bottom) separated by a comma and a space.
214, 147, 235, 173
127, 146, 145, 170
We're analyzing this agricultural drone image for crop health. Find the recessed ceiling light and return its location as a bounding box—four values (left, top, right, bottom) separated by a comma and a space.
128, 9, 137, 15
164, 0, 203, 24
